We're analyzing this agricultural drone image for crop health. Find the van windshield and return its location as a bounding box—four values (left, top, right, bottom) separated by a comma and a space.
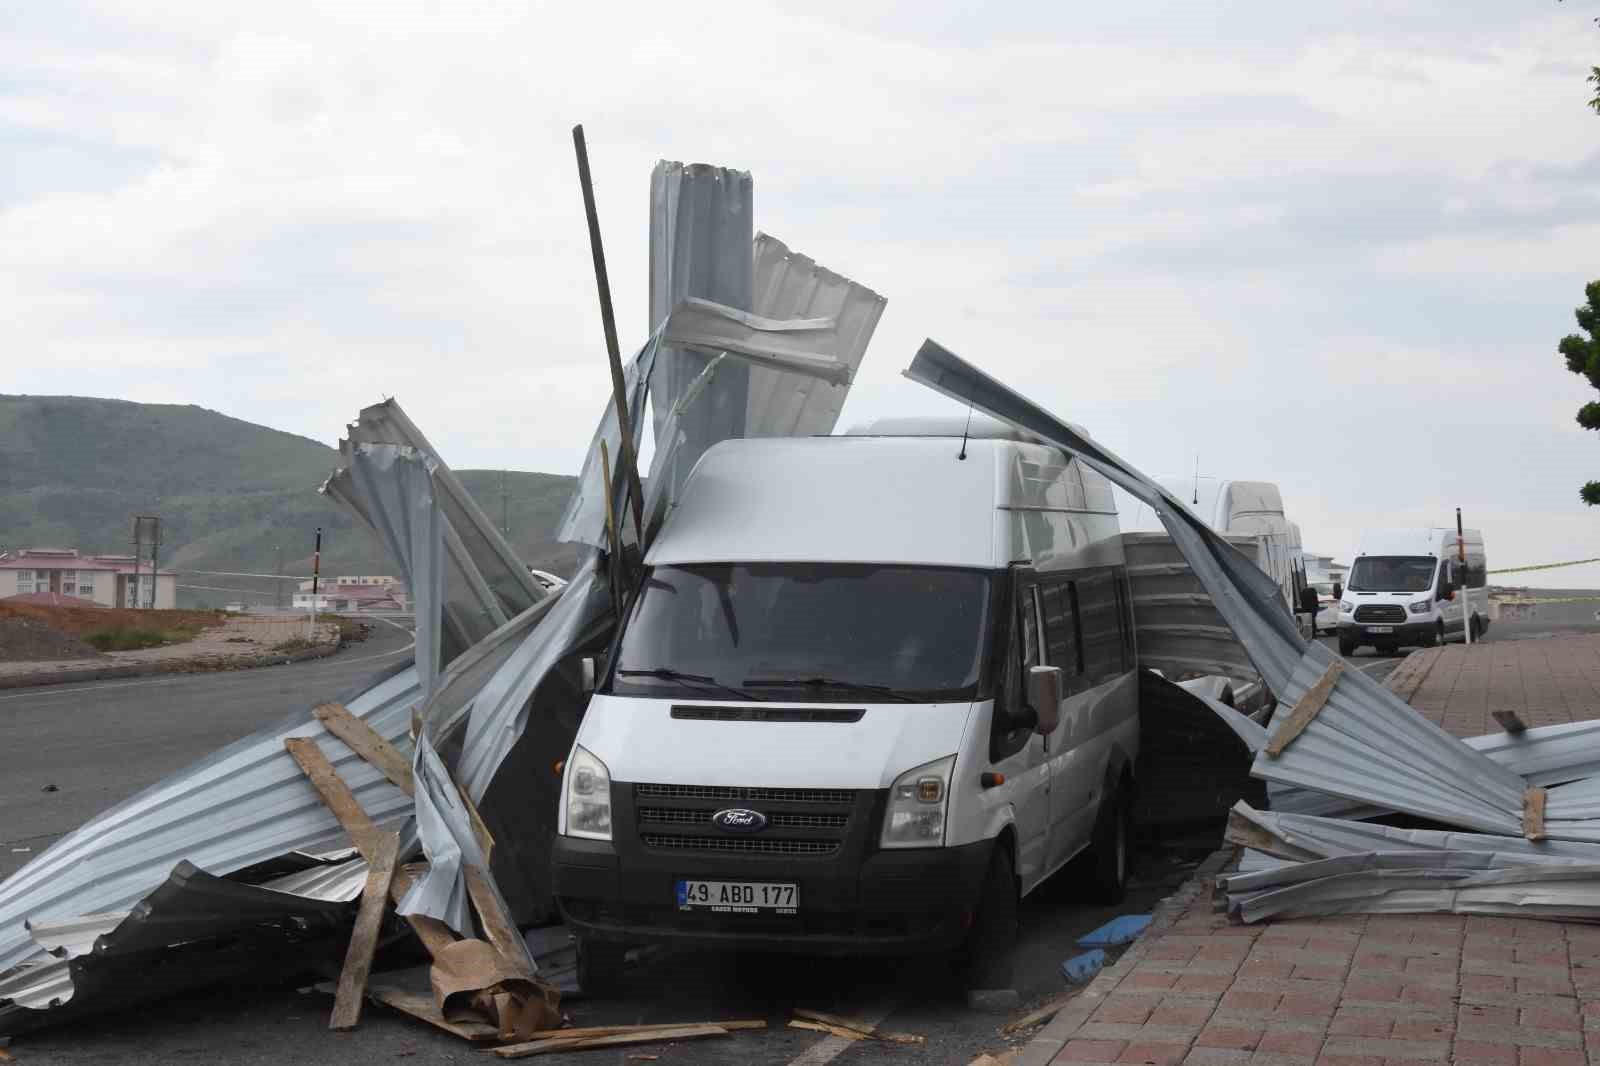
1348, 556, 1436, 593
606, 563, 995, 703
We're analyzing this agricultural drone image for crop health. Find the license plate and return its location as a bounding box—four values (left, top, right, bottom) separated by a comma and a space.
676, 879, 797, 914
1366, 626, 1394, 634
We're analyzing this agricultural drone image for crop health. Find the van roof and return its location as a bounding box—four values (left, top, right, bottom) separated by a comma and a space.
646, 435, 1117, 569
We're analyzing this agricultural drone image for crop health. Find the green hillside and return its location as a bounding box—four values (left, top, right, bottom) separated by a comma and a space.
0, 396, 579, 606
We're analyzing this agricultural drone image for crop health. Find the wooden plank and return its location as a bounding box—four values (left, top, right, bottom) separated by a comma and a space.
455, 781, 495, 862
367, 985, 499, 1041
493, 1025, 729, 1059
1524, 787, 1548, 841
1000, 989, 1082, 1036
313, 702, 415, 795
1264, 659, 1345, 758
511, 1021, 765, 1043
283, 736, 455, 958
329, 831, 401, 1031
792, 1008, 923, 1045
284, 737, 379, 848
464, 865, 536, 975
1492, 710, 1528, 735
788, 1019, 866, 1040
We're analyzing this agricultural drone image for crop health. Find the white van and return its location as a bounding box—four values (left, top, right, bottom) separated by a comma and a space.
1337, 527, 1488, 656
552, 418, 1140, 990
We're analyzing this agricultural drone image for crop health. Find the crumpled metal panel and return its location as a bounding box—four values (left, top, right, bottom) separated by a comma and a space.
1227, 803, 1600, 865
1251, 645, 1528, 836
746, 232, 885, 437
343, 399, 546, 616
1122, 532, 1261, 684
0, 661, 420, 975
397, 735, 489, 934
1220, 852, 1600, 923
649, 161, 753, 479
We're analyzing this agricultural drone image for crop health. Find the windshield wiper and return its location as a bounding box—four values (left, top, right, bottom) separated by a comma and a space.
742, 675, 917, 702
614, 667, 763, 702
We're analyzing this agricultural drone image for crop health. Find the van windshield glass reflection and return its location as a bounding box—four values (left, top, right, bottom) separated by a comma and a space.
1348, 556, 1436, 593
607, 563, 994, 702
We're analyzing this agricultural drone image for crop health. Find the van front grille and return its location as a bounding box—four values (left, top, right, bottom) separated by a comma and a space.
1354, 604, 1407, 623
631, 782, 858, 857
640, 834, 839, 856
634, 783, 853, 806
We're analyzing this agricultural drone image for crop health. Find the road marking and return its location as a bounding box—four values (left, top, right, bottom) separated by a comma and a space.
0, 639, 414, 703
1356, 658, 1401, 675
783, 1000, 898, 1066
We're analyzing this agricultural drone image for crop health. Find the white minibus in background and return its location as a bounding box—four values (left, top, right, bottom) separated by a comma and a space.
553, 415, 1141, 992
1337, 528, 1487, 656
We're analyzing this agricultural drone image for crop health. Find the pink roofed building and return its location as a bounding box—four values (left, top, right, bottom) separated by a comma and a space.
0, 548, 177, 609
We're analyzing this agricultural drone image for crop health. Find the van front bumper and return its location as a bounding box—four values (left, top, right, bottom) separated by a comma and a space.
1338, 620, 1436, 645
552, 834, 994, 956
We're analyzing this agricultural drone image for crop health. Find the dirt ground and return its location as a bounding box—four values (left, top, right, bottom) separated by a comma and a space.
0, 616, 102, 662
0, 601, 226, 638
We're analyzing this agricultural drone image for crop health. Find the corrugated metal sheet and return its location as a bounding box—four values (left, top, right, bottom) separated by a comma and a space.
0, 661, 419, 975
1122, 532, 1262, 684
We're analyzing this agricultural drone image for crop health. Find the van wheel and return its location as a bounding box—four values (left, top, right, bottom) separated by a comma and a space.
960, 842, 1017, 990
576, 936, 627, 997
1471, 615, 1483, 640
1088, 785, 1130, 904
1338, 636, 1356, 656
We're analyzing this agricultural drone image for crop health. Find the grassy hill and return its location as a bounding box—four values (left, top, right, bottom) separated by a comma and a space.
0, 396, 579, 607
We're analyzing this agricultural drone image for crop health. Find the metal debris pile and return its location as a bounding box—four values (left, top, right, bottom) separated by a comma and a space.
0, 135, 884, 1045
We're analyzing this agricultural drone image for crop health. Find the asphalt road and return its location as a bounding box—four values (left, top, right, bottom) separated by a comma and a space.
0, 618, 416, 881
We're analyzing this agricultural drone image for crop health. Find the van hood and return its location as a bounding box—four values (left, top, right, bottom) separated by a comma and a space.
576, 695, 976, 789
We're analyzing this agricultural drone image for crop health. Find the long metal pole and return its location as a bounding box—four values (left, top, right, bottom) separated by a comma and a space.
308, 526, 323, 640
1458, 507, 1473, 646
572, 124, 646, 544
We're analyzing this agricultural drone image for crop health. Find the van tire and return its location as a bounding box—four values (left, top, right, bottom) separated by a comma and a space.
1338, 636, 1356, 656
1087, 785, 1130, 904
576, 936, 627, 997
960, 842, 1018, 990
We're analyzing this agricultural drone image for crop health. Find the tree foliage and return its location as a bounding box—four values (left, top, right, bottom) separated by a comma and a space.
1561, 281, 1600, 504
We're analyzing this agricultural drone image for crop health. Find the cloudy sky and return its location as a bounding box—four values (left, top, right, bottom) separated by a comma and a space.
5, 1, 1599, 586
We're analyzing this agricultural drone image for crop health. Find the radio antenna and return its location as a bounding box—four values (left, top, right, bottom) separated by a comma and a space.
957, 401, 974, 461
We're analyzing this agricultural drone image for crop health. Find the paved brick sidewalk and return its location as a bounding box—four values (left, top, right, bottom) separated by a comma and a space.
1025, 634, 1600, 1066
1388, 635, 1600, 737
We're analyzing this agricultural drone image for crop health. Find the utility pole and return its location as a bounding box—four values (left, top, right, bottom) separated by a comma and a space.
307, 527, 323, 639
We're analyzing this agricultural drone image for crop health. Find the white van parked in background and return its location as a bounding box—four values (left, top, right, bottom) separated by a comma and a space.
553, 416, 1141, 991
1338, 528, 1488, 656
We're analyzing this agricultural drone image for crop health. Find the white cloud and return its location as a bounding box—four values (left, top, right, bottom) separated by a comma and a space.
3, 0, 1598, 584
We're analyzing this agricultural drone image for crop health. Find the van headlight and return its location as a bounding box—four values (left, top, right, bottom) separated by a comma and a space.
880, 755, 954, 849
1409, 600, 1432, 614
1339, 601, 1354, 614
564, 745, 612, 841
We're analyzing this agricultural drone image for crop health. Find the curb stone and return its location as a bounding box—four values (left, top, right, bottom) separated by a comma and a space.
1018, 845, 1237, 1066
0, 639, 343, 691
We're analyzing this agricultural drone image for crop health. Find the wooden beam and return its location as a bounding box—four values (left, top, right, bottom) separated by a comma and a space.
1524, 787, 1548, 841
283, 737, 455, 957
792, 1008, 924, 1045
464, 864, 534, 975
494, 1024, 730, 1059
313, 703, 414, 795
1264, 660, 1344, 758
500, 1021, 765, 1043
1000, 989, 1083, 1036
329, 830, 401, 1031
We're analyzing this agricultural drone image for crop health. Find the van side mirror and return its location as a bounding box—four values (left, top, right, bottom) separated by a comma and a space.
580, 656, 598, 697
1027, 666, 1063, 735
1437, 583, 1454, 602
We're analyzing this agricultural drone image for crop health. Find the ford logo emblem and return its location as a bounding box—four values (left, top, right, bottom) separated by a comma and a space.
710, 808, 767, 834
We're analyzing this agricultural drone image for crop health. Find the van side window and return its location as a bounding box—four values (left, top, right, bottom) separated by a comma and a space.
1076, 569, 1124, 686
988, 576, 1034, 761
1038, 579, 1083, 679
